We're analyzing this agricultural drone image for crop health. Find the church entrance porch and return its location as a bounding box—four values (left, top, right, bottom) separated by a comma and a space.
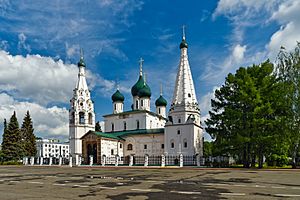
81, 133, 101, 165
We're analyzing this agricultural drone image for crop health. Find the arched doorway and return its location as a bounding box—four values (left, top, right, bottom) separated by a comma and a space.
93, 144, 97, 163
87, 143, 97, 164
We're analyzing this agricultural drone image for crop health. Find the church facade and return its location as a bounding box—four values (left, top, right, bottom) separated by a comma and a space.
69, 31, 203, 164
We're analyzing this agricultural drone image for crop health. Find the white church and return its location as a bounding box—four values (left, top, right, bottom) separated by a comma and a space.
69, 30, 203, 165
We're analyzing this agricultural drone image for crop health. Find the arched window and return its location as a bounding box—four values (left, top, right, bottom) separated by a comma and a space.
70, 112, 75, 124
188, 93, 191, 97
114, 104, 116, 110
111, 123, 114, 132
123, 121, 127, 130
127, 144, 133, 150
178, 118, 181, 123
111, 149, 114, 155
171, 140, 175, 148
183, 139, 187, 148
136, 120, 140, 129
79, 112, 85, 124
135, 100, 138, 109
141, 99, 143, 107
177, 130, 181, 135
88, 113, 93, 125
158, 108, 161, 114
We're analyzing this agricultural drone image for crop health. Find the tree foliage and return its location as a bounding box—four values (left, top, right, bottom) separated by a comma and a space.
95, 121, 102, 132
1, 112, 23, 161
205, 61, 284, 168
275, 43, 300, 168
21, 111, 37, 157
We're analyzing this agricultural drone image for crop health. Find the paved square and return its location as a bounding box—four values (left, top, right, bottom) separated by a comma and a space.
0, 166, 299, 199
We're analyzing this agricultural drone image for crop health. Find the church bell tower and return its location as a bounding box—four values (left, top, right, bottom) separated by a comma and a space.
164, 27, 203, 156
69, 50, 95, 157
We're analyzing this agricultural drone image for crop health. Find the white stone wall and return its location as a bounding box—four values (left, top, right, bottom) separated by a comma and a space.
70, 125, 94, 156
104, 112, 165, 132
164, 123, 202, 156
123, 134, 164, 156
156, 106, 166, 118
100, 139, 123, 157
113, 102, 123, 114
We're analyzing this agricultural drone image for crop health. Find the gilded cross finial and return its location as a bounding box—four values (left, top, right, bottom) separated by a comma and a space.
139, 57, 144, 76
160, 84, 163, 95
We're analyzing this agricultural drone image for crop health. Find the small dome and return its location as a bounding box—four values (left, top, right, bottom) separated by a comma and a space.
138, 84, 151, 98
78, 57, 86, 67
111, 90, 124, 102
131, 75, 145, 96
155, 95, 167, 107
180, 39, 188, 49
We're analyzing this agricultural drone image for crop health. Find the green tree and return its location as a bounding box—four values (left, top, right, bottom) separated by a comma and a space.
21, 111, 36, 157
275, 43, 300, 168
0, 119, 8, 162
206, 61, 282, 168
1, 111, 22, 161
203, 141, 213, 157
95, 121, 102, 132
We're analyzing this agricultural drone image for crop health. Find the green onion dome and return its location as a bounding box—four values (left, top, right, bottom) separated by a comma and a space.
111, 90, 124, 102
155, 95, 167, 107
77, 57, 86, 67
138, 84, 151, 98
131, 75, 145, 96
180, 39, 188, 49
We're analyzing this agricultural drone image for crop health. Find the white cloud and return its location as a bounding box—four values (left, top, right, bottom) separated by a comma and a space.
202, 44, 247, 85
0, 93, 69, 140
17, 33, 31, 52
213, 0, 280, 19
267, 0, 300, 59
65, 42, 80, 58
214, 0, 300, 60
199, 87, 219, 116
0, 50, 78, 105
232, 44, 247, 62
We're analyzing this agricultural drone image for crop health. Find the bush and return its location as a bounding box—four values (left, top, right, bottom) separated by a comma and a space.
266, 154, 289, 167
0, 160, 22, 165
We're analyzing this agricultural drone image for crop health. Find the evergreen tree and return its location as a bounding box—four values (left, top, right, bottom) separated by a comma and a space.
205, 61, 283, 168
21, 111, 36, 157
0, 119, 8, 161
1, 111, 22, 161
95, 121, 102, 132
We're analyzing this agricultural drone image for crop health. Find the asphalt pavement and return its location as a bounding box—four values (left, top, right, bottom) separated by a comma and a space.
0, 166, 299, 199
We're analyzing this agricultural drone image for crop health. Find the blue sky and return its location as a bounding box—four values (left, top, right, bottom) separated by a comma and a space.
0, 0, 300, 141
